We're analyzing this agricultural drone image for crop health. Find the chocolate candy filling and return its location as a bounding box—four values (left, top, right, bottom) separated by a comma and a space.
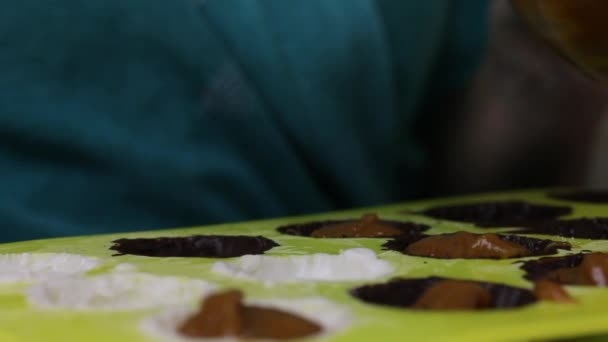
517, 218, 608, 240
549, 190, 608, 203
418, 201, 572, 227
412, 280, 492, 310
179, 290, 321, 339
351, 277, 537, 310
521, 253, 608, 286
310, 214, 403, 238
277, 214, 429, 238
383, 232, 571, 259
110, 235, 279, 258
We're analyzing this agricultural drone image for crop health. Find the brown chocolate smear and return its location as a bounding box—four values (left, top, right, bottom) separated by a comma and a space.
351, 277, 537, 310
310, 214, 404, 238
278, 214, 429, 238
110, 235, 279, 258
405, 232, 530, 259
384, 233, 570, 259
413, 280, 492, 310
179, 290, 321, 339
418, 201, 572, 227
518, 218, 608, 240
549, 190, 608, 203
533, 280, 575, 303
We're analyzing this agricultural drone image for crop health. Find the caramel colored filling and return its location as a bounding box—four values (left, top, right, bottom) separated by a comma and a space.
406, 232, 531, 259
179, 290, 321, 339
533, 280, 574, 303
545, 253, 608, 286
311, 214, 403, 238
413, 280, 492, 310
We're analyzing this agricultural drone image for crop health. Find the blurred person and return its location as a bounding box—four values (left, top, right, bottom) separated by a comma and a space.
0, 0, 605, 242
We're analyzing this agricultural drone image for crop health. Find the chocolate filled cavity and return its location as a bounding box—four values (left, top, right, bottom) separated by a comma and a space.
406, 233, 529, 259
549, 190, 608, 203
517, 218, 608, 239
277, 213, 429, 238
351, 277, 537, 310
521, 253, 587, 281
521, 253, 608, 286
178, 290, 321, 340
383, 232, 571, 259
418, 201, 572, 227
110, 235, 279, 258
413, 280, 492, 310
179, 290, 243, 337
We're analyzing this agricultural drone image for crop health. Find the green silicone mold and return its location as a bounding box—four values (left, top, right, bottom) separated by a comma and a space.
1, 189, 608, 342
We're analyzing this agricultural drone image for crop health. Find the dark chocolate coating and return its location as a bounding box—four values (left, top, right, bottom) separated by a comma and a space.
418, 201, 572, 227
520, 253, 588, 281
277, 219, 429, 238
383, 233, 571, 259
517, 218, 608, 240
110, 235, 279, 258
549, 190, 608, 203
351, 277, 537, 309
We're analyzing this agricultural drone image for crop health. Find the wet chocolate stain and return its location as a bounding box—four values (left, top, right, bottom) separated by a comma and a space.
110, 235, 279, 258
418, 201, 572, 227
383, 233, 571, 259
549, 190, 608, 203
351, 277, 537, 310
518, 218, 608, 240
277, 217, 429, 238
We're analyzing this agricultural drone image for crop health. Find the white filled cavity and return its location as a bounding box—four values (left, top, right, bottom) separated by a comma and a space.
141, 296, 352, 342
0, 253, 100, 284
27, 272, 214, 311
211, 248, 393, 283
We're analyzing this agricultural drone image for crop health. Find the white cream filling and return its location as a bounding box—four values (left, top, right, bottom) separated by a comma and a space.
0, 253, 100, 284
26, 272, 214, 311
140, 296, 353, 341
211, 248, 393, 284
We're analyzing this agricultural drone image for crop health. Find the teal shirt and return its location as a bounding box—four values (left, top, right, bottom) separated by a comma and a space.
0, 0, 488, 242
